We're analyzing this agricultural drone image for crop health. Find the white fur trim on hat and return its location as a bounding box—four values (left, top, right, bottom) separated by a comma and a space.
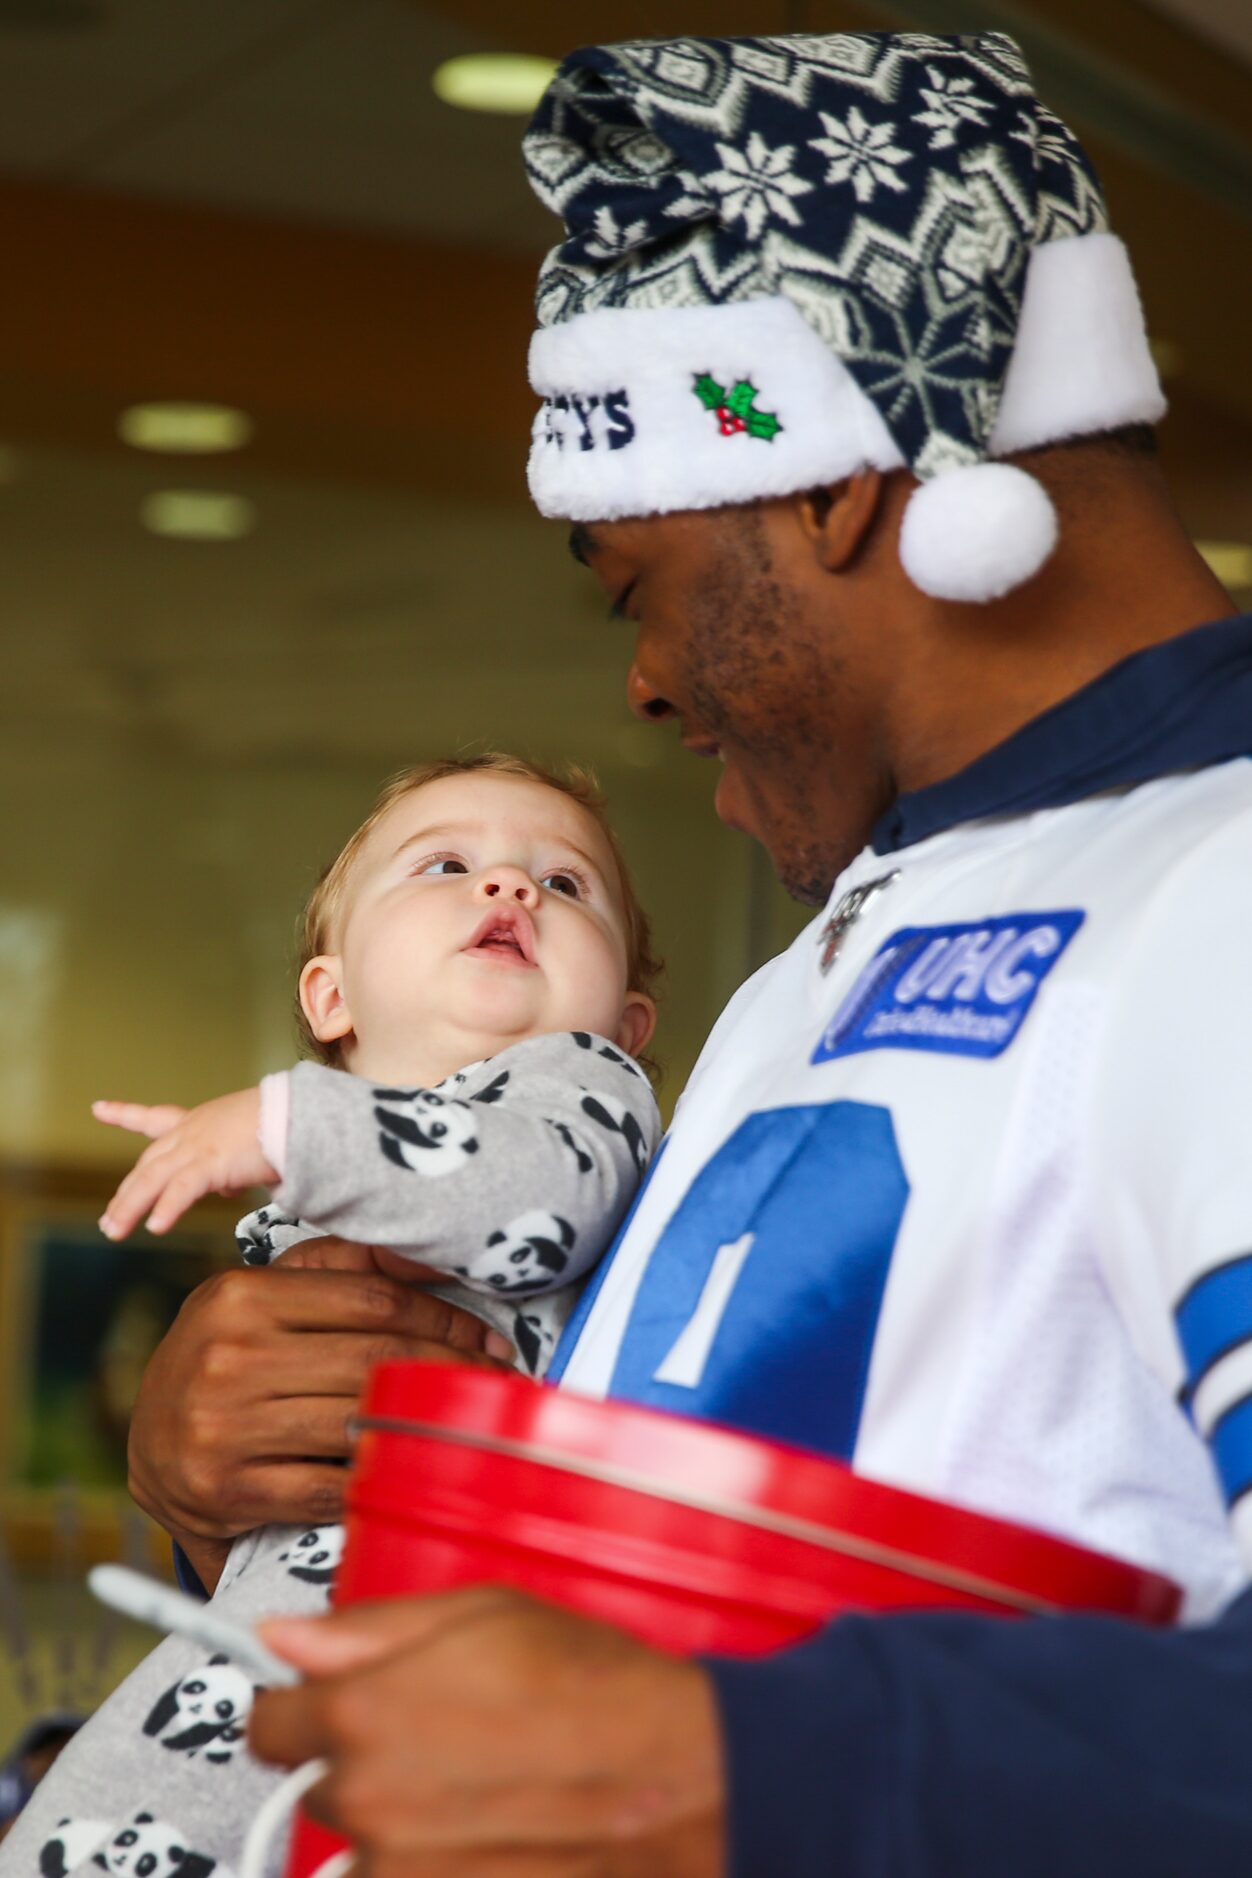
989, 232, 1165, 455
528, 296, 904, 524
527, 232, 1164, 594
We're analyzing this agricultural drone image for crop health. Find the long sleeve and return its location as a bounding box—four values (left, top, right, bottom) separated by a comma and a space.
707, 1586, 1252, 1877
270, 1030, 661, 1299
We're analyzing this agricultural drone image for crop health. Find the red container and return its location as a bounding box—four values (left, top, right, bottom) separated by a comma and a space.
285, 1362, 1179, 1875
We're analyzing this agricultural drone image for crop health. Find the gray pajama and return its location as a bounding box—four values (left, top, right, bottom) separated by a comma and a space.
1, 1031, 660, 1878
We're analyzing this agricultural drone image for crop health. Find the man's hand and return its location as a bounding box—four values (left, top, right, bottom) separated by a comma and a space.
126, 1239, 514, 1593
95, 1089, 275, 1239
251, 1589, 726, 1878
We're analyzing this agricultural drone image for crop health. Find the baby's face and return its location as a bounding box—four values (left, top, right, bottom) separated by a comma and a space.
307, 772, 653, 1081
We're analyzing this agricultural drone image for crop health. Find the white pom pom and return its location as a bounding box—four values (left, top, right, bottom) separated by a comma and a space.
899, 462, 1058, 603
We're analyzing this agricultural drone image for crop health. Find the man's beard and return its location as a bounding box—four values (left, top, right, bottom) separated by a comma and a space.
731, 755, 849, 906
678, 526, 858, 907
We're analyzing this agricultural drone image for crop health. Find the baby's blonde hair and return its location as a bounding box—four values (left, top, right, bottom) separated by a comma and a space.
296, 752, 662, 1075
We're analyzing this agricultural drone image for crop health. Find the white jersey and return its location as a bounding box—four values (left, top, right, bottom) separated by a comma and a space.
554, 621, 1252, 1622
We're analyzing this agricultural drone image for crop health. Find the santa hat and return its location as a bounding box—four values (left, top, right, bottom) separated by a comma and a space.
523, 31, 1165, 603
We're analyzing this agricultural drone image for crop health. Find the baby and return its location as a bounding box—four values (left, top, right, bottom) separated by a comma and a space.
4, 752, 662, 1878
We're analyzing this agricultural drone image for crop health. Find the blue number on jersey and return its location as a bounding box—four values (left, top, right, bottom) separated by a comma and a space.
603, 1102, 909, 1462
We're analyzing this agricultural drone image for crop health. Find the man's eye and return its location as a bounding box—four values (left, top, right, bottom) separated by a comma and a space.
608, 579, 637, 622
417, 856, 468, 876
541, 870, 583, 898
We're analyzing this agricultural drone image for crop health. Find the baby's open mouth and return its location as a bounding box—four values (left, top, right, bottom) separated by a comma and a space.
465, 907, 536, 965
478, 925, 523, 957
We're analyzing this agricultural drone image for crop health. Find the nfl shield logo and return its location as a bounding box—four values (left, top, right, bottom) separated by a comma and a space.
819, 872, 899, 974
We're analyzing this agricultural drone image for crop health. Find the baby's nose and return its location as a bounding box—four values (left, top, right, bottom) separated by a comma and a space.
478, 866, 536, 904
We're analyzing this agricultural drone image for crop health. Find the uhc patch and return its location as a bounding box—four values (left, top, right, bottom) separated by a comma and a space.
812, 910, 1085, 1063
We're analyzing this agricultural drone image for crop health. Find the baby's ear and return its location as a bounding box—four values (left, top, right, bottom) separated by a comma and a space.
613, 991, 656, 1061
299, 956, 354, 1044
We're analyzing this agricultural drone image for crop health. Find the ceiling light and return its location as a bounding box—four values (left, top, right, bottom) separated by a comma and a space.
432, 53, 557, 115
119, 403, 253, 454
1196, 540, 1252, 588
141, 491, 256, 542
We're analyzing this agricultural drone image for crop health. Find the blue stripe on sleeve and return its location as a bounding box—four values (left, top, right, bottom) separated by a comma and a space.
1209, 1392, 1252, 1508
1174, 1253, 1252, 1393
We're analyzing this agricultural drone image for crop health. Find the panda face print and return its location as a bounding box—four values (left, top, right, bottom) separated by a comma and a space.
580, 1091, 649, 1174
92, 1811, 220, 1878
374, 1089, 480, 1177
41, 1817, 111, 1878
481, 1211, 576, 1294
144, 1654, 255, 1761
277, 1524, 344, 1585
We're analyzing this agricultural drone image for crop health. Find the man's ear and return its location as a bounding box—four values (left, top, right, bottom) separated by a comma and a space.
614, 992, 657, 1061
796, 468, 885, 573
298, 956, 354, 1044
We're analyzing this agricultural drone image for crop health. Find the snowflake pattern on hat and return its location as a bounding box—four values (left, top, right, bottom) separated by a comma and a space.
525, 31, 1108, 477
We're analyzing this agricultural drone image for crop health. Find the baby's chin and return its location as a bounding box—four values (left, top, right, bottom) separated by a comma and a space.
343, 1015, 550, 1089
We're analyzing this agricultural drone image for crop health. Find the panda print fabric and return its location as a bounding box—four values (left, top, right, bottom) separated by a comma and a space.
275, 1526, 344, 1586
475, 1209, 577, 1291
3, 1033, 658, 1878
142, 1656, 256, 1765
34, 1816, 112, 1877
233, 1204, 309, 1267
38, 1809, 229, 1878
374, 1086, 486, 1174
236, 1029, 661, 1378
40, 1809, 233, 1878
8, 1524, 329, 1878
82, 1810, 228, 1878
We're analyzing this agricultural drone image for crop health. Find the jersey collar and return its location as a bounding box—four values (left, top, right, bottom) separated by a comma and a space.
872, 612, 1252, 856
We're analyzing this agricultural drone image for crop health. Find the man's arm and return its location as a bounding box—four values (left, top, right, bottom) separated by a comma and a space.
248, 1584, 1252, 1877
128, 1238, 512, 1593
250, 1590, 725, 1876
710, 1586, 1252, 1876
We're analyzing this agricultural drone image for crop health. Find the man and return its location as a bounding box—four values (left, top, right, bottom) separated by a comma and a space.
129, 31, 1252, 1875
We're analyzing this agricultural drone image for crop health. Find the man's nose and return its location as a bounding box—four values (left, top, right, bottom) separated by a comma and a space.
627, 662, 675, 722
478, 866, 537, 904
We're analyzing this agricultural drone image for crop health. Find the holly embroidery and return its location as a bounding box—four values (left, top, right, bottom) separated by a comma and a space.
693, 373, 782, 440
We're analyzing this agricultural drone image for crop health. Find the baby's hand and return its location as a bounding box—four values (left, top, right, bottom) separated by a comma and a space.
94, 1089, 277, 1239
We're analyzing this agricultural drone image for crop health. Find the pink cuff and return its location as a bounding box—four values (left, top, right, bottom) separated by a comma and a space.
258, 1072, 290, 1180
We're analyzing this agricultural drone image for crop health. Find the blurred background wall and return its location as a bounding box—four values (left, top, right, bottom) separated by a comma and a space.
0, 0, 1249, 1756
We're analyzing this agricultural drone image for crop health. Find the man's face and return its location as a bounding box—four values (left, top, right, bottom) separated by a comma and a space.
572, 502, 892, 904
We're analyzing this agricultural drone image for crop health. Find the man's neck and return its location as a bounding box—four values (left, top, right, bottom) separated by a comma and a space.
877, 454, 1236, 796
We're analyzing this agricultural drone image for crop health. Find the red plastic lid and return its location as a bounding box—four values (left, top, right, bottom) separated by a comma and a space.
357, 1363, 1180, 1625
